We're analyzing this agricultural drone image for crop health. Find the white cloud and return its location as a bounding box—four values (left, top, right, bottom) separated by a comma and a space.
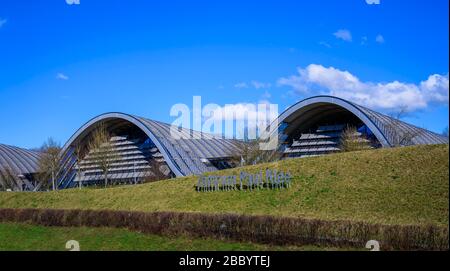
251, 80, 271, 89
234, 82, 248, 89
366, 0, 380, 4
56, 73, 69, 80
277, 64, 449, 111
375, 34, 385, 43
66, 0, 80, 5
0, 18, 7, 28
420, 74, 450, 104
207, 102, 278, 139
333, 29, 352, 42
212, 104, 260, 121
319, 41, 332, 48
209, 102, 278, 127
235, 81, 271, 89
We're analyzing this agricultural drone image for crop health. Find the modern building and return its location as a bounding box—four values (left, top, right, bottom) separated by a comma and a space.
277, 96, 448, 158
0, 143, 41, 191
56, 113, 242, 189
0, 96, 448, 191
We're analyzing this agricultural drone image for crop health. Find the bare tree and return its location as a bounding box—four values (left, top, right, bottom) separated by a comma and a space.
0, 166, 18, 191
386, 106, 424, 147
37, 138, 62, 191
339, 126, 371, 152
73, 143, 85, 189
87, 123, 119, 188
142, 159, 169, 184
233, 139, 281, 166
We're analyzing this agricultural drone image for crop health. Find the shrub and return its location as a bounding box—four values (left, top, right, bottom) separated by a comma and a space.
0, 208, 447, 250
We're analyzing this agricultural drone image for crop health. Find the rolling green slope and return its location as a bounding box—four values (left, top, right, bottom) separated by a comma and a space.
0, 144, 448, 226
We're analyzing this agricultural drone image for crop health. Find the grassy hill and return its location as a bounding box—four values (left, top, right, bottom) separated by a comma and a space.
0, 144, 448, 227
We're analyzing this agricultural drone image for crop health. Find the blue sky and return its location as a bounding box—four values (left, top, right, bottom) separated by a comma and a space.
0, 0, 448, 148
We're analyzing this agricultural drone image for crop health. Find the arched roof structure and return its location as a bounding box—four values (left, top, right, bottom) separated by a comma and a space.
278, 96, 448, 147
60, 112, 242, 178
0, 143, 41, 188
2, 96, 448, 190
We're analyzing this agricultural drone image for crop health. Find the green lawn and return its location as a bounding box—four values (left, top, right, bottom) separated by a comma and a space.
0, 223, 344, 251
0, 144, 448, 226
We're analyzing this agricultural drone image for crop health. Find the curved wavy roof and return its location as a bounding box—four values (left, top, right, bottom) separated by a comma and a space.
61, 112, 242, 177
3, 96, 447, 188
278, 96, 449, 147
0, 143, 41, 183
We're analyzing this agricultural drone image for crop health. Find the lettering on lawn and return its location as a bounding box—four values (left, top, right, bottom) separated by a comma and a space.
196, 169, 292, 192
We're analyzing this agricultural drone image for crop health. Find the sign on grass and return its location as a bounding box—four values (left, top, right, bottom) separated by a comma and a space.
196, 170, 292, 192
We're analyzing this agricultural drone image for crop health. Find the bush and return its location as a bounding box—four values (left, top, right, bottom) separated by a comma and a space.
0, 208, 447, 250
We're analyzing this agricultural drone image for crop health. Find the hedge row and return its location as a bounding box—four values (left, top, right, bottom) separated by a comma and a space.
0, 208, 447, 250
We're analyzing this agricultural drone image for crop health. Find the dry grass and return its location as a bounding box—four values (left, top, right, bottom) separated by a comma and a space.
0, 144, 448, 227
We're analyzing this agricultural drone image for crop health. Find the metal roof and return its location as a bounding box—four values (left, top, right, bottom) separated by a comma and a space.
60, 112, 242, 177
2, 96, 448, 185
278, 95, 449, 147
0, 143, 41, 183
